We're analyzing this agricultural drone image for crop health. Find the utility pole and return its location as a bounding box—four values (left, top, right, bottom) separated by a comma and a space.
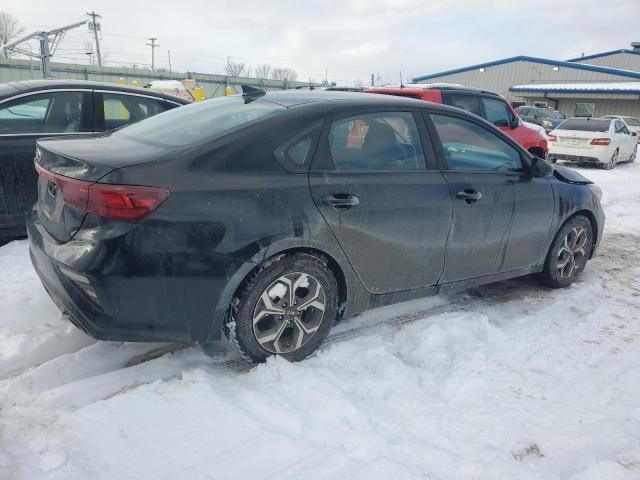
86, 11, 102, 67
147, 37, 159, 70
168, 50, 172, 79
38, 33, 51, 77
370, 73, 374, 86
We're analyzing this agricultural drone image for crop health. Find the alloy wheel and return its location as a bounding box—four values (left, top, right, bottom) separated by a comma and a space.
252, 272, 326, 354
556, 226, 588, 279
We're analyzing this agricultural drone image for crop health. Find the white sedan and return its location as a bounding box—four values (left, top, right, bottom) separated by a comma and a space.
548, 117, 637, 169
603, 115, 640, 143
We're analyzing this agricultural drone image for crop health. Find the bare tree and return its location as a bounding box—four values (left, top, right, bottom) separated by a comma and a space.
254, 63, 271, 80
225, 60, 248, 77
272, 67, 298, 82
0, 12, 25, 58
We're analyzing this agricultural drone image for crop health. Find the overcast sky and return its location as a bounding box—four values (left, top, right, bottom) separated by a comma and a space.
3, 0, 639, 85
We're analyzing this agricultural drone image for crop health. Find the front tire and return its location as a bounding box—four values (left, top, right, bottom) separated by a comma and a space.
538, 215, 593, 288
225, 253, 338, 363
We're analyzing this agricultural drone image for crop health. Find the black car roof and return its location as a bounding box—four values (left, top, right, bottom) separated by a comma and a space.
1, 79, 190, 103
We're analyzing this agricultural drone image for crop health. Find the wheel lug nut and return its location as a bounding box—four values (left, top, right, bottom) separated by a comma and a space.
282, 303, 287, 307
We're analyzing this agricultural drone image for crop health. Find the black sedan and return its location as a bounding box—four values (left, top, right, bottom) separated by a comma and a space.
27, 87, 605, 363
0, 79, 189, 241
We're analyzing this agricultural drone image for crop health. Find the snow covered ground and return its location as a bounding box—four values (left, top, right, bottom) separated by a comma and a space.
1, 162, 640, 480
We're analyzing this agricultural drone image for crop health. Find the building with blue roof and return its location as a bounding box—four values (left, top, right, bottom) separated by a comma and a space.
412, 43, 640, 118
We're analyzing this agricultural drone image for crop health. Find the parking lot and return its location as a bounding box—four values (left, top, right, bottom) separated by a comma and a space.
1, 159, 638, 479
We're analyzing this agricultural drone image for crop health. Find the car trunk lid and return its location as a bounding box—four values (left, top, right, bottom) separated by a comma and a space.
553, 129, 606, 149
35, 135, 169, 242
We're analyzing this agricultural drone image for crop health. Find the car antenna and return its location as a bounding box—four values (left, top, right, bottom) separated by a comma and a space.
241, 84, 266, 102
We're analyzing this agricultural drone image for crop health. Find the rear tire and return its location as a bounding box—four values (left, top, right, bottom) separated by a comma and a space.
602, 149, 618, 170
224, 253, 338, 363
538, 215, 593, 288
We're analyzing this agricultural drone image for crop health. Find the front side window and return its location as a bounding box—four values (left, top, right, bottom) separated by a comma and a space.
328, 112, 425, 170
482, 98, 512, 127
0, 91, 86, 134
431, 114, 522, 172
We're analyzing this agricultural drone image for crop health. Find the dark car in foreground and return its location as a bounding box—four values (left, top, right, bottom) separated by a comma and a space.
0, 79, 189, 241
516, 106, 566, 133
28, 88, 604, 363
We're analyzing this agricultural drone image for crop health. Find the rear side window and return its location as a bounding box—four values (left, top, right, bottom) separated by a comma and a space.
328, 112, 425, 170
274, 125, 320, 172
0, 91, 88, 134
431, 114, 522, 172
103, 93, 171, 131
482, 98, 512, 127
443, 94, 482, 117
119, 96, 285, 147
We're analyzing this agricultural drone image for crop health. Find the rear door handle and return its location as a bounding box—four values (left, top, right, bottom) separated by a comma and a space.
323, 194, 360, 210
456, 189, 482, 203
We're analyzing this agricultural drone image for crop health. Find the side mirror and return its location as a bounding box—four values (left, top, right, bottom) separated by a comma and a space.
510, 117, 520, 129
530, 156, 553, 177
632, 132, 637, 137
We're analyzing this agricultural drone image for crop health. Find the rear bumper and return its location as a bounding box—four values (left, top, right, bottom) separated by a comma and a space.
27, 208, 250, 343
549, 145, 612, 164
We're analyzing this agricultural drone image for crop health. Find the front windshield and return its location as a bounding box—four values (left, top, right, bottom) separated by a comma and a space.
538, 109, 564, 120
623, 117, 640, 127
118, 96, 285, 147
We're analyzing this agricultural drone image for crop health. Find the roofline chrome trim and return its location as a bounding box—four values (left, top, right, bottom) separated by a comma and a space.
93, 89, 184, 106
0, 88, 93, 106
0, 132, 93, 138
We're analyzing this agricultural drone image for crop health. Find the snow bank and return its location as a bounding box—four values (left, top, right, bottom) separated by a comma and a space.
1, 163, 640, 479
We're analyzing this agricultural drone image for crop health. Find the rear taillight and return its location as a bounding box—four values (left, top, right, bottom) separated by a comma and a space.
590, 138, 611, 146
35, 163, 169, 222
548, 134, 557, 143
86, 184, 170, 221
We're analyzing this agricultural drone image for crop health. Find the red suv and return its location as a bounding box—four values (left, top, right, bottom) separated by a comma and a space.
364, 84, 548, 158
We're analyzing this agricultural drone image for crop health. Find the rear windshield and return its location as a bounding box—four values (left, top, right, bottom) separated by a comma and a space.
558, 118, 611, 132
118, 96, 285, 147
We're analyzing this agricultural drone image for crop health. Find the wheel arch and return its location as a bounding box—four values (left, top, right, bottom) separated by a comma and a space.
208, 246, 349, 342
558, 209, 600, 259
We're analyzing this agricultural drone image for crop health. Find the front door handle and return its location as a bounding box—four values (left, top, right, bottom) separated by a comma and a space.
323, 194, 360, 210
456, 189, 482, 204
